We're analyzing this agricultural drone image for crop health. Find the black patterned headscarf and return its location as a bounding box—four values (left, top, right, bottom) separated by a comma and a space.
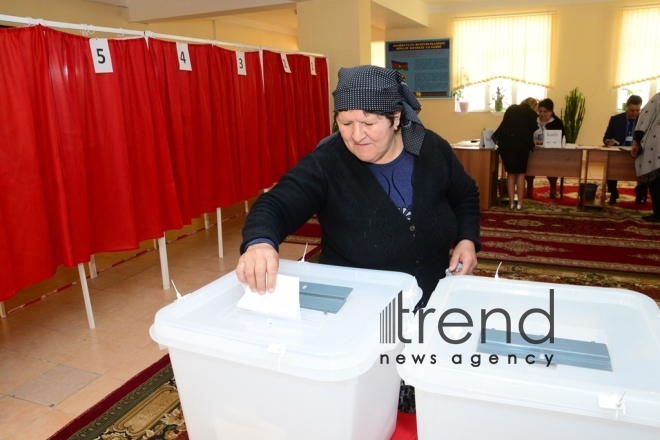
333, 65, 425, 156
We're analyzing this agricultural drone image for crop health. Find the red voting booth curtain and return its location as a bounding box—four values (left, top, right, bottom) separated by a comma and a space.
263, 50, 300, 181
190, 43, 242, 209
149, 38, 198, 223
108, 37, 182, 239
150, 41, 240, 216
0, 26, 329, 302
0, 26, 69, 300
0, 27, 184, 301
44, 27, 138, 256
213, 48, 272, 198
262, 51, 330, 181
288, 54, 330, 160
44, 28, 182, 251
150, 41, 273, 215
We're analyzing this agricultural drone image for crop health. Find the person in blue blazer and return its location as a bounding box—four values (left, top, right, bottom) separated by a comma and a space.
603, 95, 644, 204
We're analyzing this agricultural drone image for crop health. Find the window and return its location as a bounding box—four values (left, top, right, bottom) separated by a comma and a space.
616, 82, 651, 111
613, 7, 660, 110
457, 79, 546, 112
451, 12, 553, 112
614, 6, 660, 89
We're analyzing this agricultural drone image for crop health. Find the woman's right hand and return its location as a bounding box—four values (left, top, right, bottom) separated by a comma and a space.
631, 141, 640, 158
236, 243, 279, 294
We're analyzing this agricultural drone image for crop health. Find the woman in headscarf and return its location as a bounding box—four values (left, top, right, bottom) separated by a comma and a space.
631, 92, 660, 222
237, 65, 481, 309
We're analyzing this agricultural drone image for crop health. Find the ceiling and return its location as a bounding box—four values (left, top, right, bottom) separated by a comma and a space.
89, 0, 601, 33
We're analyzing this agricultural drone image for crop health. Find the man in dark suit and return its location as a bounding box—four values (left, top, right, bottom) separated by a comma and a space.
603, 95, 644, 205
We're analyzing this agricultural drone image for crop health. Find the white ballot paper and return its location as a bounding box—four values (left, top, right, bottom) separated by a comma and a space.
236, 274, 301, 320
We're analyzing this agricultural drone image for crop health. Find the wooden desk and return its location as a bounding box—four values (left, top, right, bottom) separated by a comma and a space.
526, 147, 584, 206
586, 149, 638, 207
453, 147, 498, 211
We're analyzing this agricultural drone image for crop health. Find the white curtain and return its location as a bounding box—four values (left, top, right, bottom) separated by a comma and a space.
451, 13, 553, 91
614, 6, 660, 88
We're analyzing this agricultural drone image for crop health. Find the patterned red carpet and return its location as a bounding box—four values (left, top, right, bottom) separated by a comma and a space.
49, 355, 188, 440
285, 209, 660, 275
285, 202, 660, 300
525, 182, 653, 211
480, 210, 660, 275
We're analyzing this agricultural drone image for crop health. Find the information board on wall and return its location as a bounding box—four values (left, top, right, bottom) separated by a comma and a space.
385, 39, 451, 98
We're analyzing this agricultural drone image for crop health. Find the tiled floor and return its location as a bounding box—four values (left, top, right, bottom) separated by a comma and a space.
0, 201, 311, 439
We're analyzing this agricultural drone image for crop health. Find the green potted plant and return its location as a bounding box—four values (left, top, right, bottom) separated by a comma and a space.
492, 86, 506, 112
454, 89, 469, 112
560, 87, 586, 144
621, 87, 634, 111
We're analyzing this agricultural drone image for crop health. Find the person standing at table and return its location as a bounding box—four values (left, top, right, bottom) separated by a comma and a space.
631, 93, 660, 222
603, 94, 643, 205
493, 97, 539, 210
526, 98, 564, 198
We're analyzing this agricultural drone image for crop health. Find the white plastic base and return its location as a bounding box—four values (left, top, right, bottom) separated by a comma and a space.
415, 389, 660, 440
169, 345, 402, 440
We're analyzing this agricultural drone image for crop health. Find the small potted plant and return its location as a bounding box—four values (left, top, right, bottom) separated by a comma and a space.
621, 87, 633, 111
492, 86, 506, 112
454, 89, 469, 112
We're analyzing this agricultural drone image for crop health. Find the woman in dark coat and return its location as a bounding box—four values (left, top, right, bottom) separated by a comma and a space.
493, 97, 539, 209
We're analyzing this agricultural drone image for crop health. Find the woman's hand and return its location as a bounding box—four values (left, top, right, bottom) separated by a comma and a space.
448, 239, 478, 275
631, 141, 640, 158
236, 243, 279, 294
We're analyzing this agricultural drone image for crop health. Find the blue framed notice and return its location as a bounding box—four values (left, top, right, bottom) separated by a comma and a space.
385, 38, 451, 98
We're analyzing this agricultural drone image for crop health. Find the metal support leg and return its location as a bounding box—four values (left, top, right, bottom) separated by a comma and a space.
158, 236, 170, 290
217, 207, 224, 258
88, 254, 97, 278
78, 263, 96, 329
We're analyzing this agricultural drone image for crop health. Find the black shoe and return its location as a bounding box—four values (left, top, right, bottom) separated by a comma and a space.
641, 215, 660, 223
